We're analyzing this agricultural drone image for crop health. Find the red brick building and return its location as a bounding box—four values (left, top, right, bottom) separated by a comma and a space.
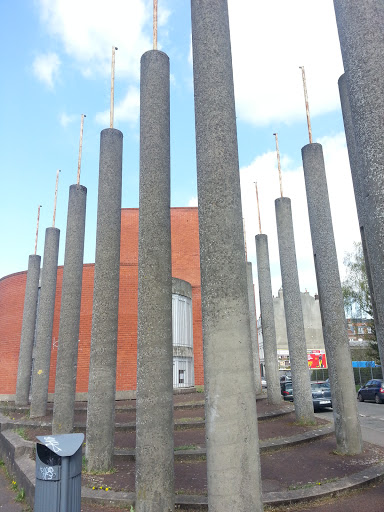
0, 207, 203, 399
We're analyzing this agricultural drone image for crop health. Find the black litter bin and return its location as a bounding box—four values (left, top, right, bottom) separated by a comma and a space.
34, 433, 84, 512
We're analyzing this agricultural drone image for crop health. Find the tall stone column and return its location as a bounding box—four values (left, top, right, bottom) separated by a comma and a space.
191, 1, 263, 510
86, 128, 122, 472
301, 143, 362, 454
333, 1, 384, 356
338, 74, 384, 374
275, 198, 314, 423
135, 50, 174, 512
53, 184, 87, 434
255, 234, 281, 405
30, 227, 60, 418
15, 254, 41, 405
246, 262, 262, 395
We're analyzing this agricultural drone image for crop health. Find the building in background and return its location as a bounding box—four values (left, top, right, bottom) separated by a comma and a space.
258, 288, 326, 375
346, 318, 375, 361
0, 208, 203, 400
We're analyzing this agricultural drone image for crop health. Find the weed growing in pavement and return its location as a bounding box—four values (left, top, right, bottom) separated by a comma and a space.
174, 445, 197, 451
15, 487, 26, 502
195, 386, 204, 393
14, 427, 28, 440
0, 459, 29, 509
288, 477, 338, 491
293, 419, 317, 427
178, 417, 204, 423
332, 449, 355, 457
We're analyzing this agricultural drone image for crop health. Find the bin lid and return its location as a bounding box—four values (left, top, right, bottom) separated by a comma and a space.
36, 433, 84, 457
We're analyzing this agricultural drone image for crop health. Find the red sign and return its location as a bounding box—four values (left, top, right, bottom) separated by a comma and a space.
307, 352, 327, 369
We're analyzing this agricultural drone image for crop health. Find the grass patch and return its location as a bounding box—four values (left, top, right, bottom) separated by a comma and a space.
332, 449, 358, 456
82, 456, 117, 475
15, 487, 26, 502
195, 386, 204, 393
178, 417, 204, 423
175, 488, 208, 496
293, 419, 317, 427
14, 427, 28, 440
174, 444, 197, 451
0, 459, 30, 510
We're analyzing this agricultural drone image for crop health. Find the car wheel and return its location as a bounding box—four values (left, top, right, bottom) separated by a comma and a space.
358, 393, 364, 402
375, 394, 382, 404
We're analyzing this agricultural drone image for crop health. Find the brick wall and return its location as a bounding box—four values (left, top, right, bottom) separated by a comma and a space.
0, 271, 27, 395
0, 207, 203, 396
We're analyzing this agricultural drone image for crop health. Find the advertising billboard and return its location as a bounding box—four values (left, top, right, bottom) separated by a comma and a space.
307, 350, 327, 369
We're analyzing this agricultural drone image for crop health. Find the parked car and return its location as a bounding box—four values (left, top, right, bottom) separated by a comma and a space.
280, 380, 293, 401
261, 377, 267, 389
280, 380, 332, 409
311, 381, 332, 410
357, 379, 384, 404
280, 374, 292, 384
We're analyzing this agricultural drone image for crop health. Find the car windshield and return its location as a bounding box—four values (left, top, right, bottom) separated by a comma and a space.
311, 382, 330, 391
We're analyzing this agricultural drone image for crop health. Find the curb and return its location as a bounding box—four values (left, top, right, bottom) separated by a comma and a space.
263, 462, 384, 507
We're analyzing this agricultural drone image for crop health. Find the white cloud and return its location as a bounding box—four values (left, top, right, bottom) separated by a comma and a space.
95, 87, 140, 126
188, 196, 198, 207
59, 112, 76, 127
158, 6, 171, 27
32, 52, 61, 88
37, 0, 152, 79
240, 133, 360, 301
228, 0, 344, 125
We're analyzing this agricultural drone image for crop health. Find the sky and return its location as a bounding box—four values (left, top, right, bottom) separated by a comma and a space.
0, 0, 360, 307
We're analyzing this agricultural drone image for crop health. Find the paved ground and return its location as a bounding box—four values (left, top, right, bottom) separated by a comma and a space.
0, 464, 29, 511
2, 394, 384, 511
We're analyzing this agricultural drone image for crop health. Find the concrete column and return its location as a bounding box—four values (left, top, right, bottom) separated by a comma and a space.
338, 74, 384, 375
275, 198, 314, 423
246, 262, 262, 395
191, 1, 263, 510
52, 184, 87, 434
135, 50, 174, 512
333, 2, 384, 354
15, 254, 41, 405
86, 128, 122, 472
255, 234, 281, 405
30, 227, 60, 418
301, 143, 362, 454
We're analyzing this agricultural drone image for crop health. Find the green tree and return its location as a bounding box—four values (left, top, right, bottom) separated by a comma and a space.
342, 242, 379, 363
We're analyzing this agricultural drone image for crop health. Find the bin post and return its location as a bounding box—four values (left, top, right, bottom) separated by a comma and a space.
60, 457, 70, 512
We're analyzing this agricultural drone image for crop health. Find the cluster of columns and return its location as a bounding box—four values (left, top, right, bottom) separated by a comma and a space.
334, 0, 384, 374
255, 0, 382, 458
13, 0, 384, 509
